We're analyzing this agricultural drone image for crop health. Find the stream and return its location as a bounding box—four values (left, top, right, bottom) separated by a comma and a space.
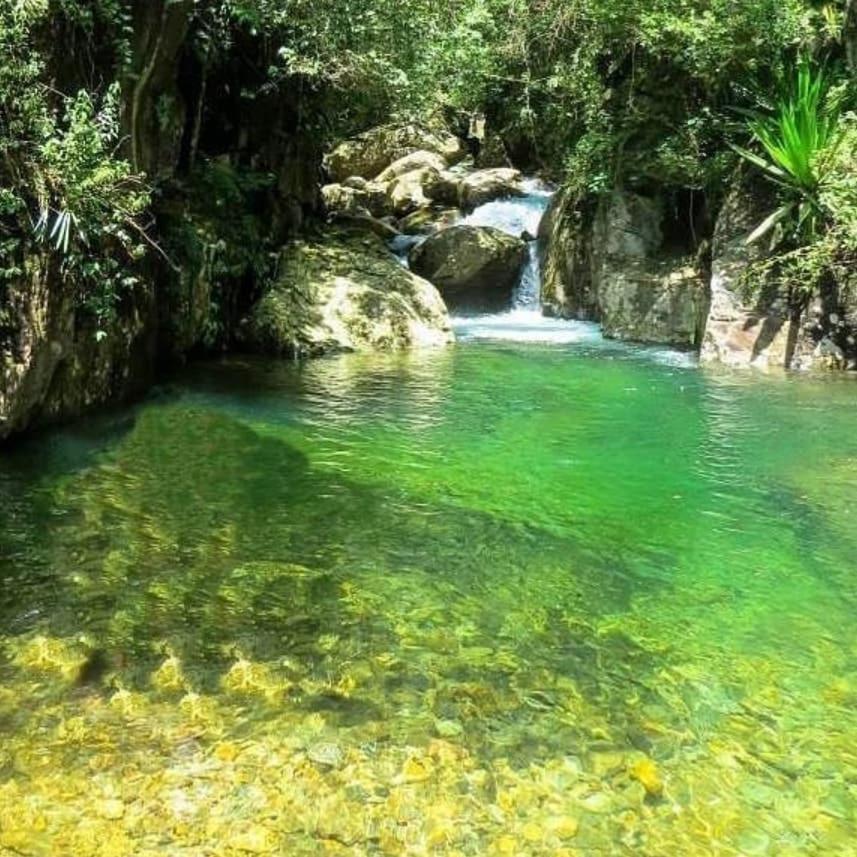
0, 184, 856, 855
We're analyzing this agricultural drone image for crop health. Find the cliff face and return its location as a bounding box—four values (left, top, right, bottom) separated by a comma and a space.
539, 189, 709, 350
541, 173, 857, 370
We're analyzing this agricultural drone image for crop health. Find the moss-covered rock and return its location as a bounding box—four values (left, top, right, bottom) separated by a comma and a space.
321, 181, 391, 219
0, 254, 156, 440
241, 229, 453, 356
324, 124, 467, 183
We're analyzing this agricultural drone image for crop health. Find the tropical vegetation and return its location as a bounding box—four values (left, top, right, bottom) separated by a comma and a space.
0, 0, 855, 327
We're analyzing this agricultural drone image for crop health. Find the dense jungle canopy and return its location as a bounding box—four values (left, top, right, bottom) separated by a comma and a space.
1, 1, 854, 333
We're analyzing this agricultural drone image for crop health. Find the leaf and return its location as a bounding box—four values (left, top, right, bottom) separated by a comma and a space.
729, 144, 786, 179
746, 203, 794, 245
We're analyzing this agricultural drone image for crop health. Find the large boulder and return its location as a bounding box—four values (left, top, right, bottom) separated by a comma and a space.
540, 189, 708, 347
376, 150, 447, 183
399, 206, 460, 236
408, 225, 527, 309
321, 181, 390, 219
241, 229, 453, 356
325, 124, 467, 183
386, 168, 441, 216
423, 167, 525, 210
423, 171, 463, 207
458, 168, 525, 209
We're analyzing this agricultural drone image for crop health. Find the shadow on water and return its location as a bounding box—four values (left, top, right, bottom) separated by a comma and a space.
1, 402, 668, 769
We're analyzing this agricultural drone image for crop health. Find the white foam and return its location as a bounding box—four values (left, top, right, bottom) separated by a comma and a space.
452, 309, 604, 345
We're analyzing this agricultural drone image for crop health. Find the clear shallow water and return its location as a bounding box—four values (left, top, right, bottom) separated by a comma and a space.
1, 342, 856, 856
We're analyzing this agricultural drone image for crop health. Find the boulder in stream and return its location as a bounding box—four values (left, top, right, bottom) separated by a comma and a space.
321, 181, 390, 219
325, 124, 467, 183
376, 150, 448, 183
408, 225, 527, 309
386, 167, 442, 215
399, 206, 460, 235
242, 229, 453, 355
458, 168, 525, 209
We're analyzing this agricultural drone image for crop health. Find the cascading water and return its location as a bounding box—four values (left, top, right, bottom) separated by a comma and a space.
391, 177, 691, 361
453, 179, 603, 344
461, 178, 552, 310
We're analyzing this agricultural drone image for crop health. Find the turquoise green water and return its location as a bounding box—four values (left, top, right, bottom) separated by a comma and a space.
1, 340, 856, 856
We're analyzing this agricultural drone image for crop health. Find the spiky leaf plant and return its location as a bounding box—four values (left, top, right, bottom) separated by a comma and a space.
733, 59, 844, 245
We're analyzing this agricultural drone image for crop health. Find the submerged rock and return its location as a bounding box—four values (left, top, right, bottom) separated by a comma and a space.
408, 225, 527, 309
307, 742, 345, 769
241, 229, 453, 356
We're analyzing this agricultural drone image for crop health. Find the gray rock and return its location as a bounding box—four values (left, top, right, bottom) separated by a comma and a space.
409, 225, 527, 310
539, 188, 708, 347
699, 167, 792, 369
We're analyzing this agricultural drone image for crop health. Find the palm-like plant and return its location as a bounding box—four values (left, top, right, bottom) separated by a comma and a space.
733, 59, 844, 245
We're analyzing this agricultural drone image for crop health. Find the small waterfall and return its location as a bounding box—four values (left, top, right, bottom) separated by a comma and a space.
461, 178, 552, 310
388, 176, 605, 345
454, 179, 602, 344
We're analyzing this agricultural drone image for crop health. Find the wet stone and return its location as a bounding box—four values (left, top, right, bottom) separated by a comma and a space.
307, 742, 345, 769
735, 829, 772, 855
739, 781, 780, 809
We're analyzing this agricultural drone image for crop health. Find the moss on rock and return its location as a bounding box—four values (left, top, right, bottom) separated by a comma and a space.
242, 229, 453, 356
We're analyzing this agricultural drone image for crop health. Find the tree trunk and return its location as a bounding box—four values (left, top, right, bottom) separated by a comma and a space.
129, 0, 194, 177
846, 0, 857, 78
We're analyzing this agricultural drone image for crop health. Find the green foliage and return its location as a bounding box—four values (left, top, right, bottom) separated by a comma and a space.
733, 60, 845, 245
2, 0, 854, 336
161, 161, 277, 349
0, 1, 149, 326
738, 111, 857, 302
